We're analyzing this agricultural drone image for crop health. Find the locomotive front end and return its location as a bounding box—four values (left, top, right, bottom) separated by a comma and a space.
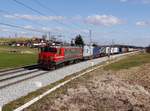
38, 47, 57, 69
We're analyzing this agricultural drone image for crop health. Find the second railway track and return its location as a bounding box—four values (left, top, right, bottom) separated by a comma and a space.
0, 62, 82, 89
0, 70, 48, 89
0, 62, 82, 90
0, 64, 42, 89
0, 64, 38, 75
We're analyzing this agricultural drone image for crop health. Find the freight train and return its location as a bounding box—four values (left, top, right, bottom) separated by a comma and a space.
38, 45, 137, 69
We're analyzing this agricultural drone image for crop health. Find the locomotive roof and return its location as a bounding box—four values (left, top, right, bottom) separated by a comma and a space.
43, 45, 82, 48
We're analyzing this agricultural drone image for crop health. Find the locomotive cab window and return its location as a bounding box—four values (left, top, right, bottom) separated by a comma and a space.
41, 47, 57, 53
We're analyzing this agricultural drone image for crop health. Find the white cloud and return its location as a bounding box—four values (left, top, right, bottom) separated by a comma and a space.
79, 29, 89, 33
3, 14, 124, 27
72, 29, 89, 34
41, 27, 64, 32
136, 21, 150, 26
85, 15, 123, 26
23, 25, 33, 29
119, 0, 150, 4
4, 14, 65, 21
19, 31, 28, 34
143, 0, 150, 3
71, 15, 83, 21
120, 0, 128, 2
0, 28, 9, 32
41, 27, 51, 31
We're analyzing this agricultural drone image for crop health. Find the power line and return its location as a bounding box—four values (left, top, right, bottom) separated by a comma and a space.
0, 9, 47, 27
33, 0, 82, 29
0, 9, 64, 38
13, 0, 78, 30
0, 22, 48, 33
13, 0, 45, 16
35, 0, 60, 16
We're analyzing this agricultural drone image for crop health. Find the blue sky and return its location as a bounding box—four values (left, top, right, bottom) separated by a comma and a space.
0, 0, 150, 46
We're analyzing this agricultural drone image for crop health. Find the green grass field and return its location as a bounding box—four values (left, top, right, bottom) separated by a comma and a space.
0, 46, 39, 69
104, 53, 150, 71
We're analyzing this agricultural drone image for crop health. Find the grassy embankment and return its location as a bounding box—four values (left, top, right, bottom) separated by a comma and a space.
104, 53, 150, 70
3, 52, 150, 111
0, 45, 38, 69
0, 37, 31, 43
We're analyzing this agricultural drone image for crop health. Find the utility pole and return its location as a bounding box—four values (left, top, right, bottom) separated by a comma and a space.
89, 29, 92, 45
48, 32, 51, 41
112, 39, 115, 54
89, 30, 92, 59
109, 39, 115, 59
15, 33, 18, 38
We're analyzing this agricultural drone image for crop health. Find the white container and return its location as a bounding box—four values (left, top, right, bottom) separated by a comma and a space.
129, 48, 134, 52
105, 47, 111, 54
111, 47, 119, 54
83, 45, 94, 58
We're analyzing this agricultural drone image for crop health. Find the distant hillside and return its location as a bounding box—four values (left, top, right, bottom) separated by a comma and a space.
0, 37, 31, 43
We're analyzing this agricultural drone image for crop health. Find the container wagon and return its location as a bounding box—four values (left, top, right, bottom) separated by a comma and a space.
111, 47, 119, 54
99, 47, 106, 56
93, 47, 101, 58
83, 45, 94, 59
118, 47, 122, 53
122, 47, 128, 53
105, 47, 111, 55
128, 48, 134, 52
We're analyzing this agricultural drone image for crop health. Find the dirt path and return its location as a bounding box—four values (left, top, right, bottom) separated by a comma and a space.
26, 63, 150, 111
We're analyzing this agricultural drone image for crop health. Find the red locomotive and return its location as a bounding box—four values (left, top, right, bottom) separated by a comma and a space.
38, 46, 83, 69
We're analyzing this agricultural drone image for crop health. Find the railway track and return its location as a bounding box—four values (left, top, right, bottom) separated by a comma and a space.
0, 63, 79, 89
0, 63, 76, 89
0, 60, 86, 89
0, 70, 49, 89
0, 61, 85, 90
0, 64, 38, 74
0, 64, 45, 89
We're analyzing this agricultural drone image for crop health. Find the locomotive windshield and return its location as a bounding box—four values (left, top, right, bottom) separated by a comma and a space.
41, 47, 57, 53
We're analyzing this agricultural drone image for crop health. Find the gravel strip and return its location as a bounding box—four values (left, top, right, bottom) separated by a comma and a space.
0, 53, 133, 106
